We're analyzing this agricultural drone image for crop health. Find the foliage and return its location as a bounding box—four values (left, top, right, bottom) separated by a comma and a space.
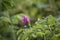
0, 0, 60, 40
17, 15, 60, 40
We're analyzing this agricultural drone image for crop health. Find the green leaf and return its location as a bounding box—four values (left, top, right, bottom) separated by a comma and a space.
47, 15, 56, 26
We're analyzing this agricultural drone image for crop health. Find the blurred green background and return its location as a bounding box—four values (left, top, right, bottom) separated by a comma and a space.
0, 0, 60, 40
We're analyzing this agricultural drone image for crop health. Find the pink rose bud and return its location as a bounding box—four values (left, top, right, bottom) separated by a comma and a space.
22, 16, 29, 24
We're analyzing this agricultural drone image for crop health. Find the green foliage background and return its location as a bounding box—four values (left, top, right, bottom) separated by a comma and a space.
0, 0, 60, 40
